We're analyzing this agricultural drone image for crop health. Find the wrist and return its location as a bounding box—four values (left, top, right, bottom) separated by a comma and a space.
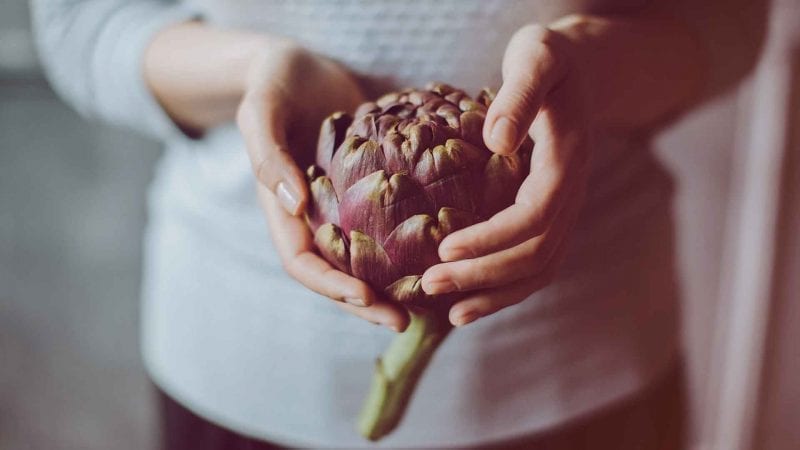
242, 37, 306, 95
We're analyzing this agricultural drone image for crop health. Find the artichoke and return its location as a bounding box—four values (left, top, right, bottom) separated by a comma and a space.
306, 83, 532, 440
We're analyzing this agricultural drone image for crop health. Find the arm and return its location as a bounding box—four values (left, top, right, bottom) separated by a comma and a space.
32, 1, 409, 331
31, 0, 199, 140
546, 0, 767, 132
422, 0, 768, 326
142, 22, 278, 135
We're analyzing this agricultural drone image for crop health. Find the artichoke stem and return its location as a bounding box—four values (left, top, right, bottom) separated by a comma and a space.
357, 308, 452, 441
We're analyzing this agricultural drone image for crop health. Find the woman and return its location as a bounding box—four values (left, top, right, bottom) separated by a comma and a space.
32, 0, 764, 448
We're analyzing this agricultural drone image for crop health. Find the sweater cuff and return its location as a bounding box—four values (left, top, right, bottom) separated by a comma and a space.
91, 2, 200, 141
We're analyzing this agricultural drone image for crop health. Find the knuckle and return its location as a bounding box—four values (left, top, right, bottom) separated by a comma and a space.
505, 87, 540, 118
514, 25, 562, 63
468, 267, 492, 290
513, 24, 551, 47
469, 261, 503, 290
252, 157, 273, 188
535, 39, 562, 74
509, 25, 569, 81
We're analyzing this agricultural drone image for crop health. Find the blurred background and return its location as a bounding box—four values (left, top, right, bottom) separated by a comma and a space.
1, 1, 798, 450
1, 2, 158, 449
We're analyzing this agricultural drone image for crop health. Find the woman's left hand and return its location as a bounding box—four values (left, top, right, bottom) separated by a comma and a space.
421, 24, 592, 327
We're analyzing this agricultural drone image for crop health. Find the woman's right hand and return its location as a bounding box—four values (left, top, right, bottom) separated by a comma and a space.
237, 42, 410, 332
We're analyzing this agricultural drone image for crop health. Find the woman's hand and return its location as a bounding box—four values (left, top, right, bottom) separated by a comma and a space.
238, 43, 410, 331
421, 25, 591, 326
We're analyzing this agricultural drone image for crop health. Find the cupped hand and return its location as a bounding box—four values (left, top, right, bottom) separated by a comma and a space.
238, 42, 409, 331
421, 25, 592, 326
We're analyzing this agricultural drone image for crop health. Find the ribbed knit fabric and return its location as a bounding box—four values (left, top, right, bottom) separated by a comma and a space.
34, 0, 681, 447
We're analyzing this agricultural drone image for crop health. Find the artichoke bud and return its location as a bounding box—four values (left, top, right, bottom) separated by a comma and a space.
306, 84, 535, 441
308, 84, 531, 301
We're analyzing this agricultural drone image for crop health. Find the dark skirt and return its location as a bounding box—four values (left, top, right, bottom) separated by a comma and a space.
158, 362, 686, 450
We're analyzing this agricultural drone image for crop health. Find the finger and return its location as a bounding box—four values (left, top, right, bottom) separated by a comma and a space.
259, 186, 379, 307
422, 186, 582, 294
448, 265, 558, 327
440, 88, 588, 261
336, 300, 410, 333
484, 24, 567, 155
238, 90, 309, 215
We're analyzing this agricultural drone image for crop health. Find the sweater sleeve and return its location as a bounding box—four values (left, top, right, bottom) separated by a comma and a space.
31, 0, 200, 140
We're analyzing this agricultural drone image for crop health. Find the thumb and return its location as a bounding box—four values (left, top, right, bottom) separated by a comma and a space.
484, 25, 567, 155
237, 91, 309, 216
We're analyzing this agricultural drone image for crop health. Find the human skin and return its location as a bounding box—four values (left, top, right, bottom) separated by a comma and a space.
143, 0, 764, 331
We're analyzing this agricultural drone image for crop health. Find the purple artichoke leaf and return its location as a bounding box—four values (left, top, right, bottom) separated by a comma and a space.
339, 171, 433, 245
355, 101, 380, 118
383, 214, 443, 276
479, 153, 527, 217
330, 137, 387, 196
422, 174, 476, 213
316, 112, 352, 172
437, 207, 478, 236
314, 223, 351, 274
385, 276, 430, 304
307, 175, 340, 232
350, 230, 398, 290
350, 113, 379, 140
459, 110, 486, 147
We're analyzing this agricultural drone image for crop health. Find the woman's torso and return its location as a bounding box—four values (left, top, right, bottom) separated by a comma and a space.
141, 1, 681, 447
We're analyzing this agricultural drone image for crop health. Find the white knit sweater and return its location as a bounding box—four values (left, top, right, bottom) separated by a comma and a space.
32, 0, 680, 447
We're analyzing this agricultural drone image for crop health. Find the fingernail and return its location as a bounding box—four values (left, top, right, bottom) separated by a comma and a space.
345, 297, 367, 307
389, 324, 403, 333
490, 117, 518, 151
454, 311, 481, 327
423, 278, 457, 295
276, 181, 301, 215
